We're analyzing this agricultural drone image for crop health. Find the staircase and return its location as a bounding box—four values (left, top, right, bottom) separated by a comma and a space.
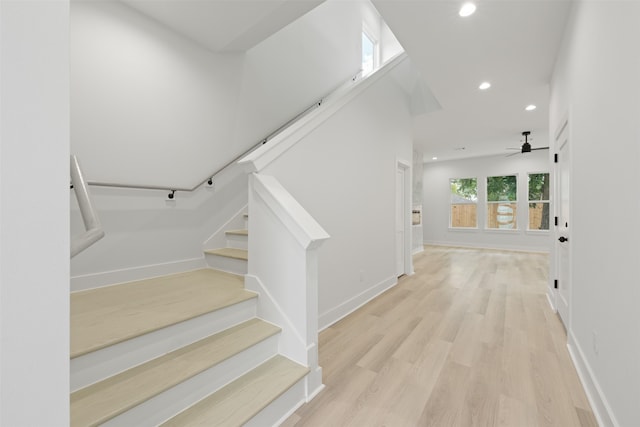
204, 214, 249, 275
70, 217, 310, 426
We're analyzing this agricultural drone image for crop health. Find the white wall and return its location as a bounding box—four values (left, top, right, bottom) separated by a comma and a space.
233, 0, 362, 150
70, 166, 248, 288
261, 63, 414, 329
423, 150, 552, 252
0, 1, 69, 425
412, 149, 424, 253
549, 2, 640, 426
70, 0, 379, 282
72, 0, 370, 190
71, 0, 244, 189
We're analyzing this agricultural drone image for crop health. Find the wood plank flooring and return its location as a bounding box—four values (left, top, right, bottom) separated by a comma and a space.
70, 319, 279, 427
71, 269, 253, 358
162, 356, 309, 427
285, 246, 597, 427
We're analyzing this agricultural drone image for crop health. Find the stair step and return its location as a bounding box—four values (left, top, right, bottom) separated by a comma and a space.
70, 319, 280, 427
71, 269, 255, 358
205, 247, 248, 261
225, 229, 248, 236
161, 356, 309, 427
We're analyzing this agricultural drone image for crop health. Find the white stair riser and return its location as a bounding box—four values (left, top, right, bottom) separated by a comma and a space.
205, 253, 248, 275
245, 375, 307, 427
102, 334, 280, 427
226, 233, 248, 250
71, 298, 257, 391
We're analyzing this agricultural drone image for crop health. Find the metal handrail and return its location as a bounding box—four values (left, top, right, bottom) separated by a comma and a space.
84, 70, 361, 199
71, 155, 105, 258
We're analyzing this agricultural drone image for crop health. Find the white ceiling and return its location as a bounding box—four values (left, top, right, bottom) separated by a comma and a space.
119, 0, 572, 162
121, 0, 324, 52
373, 0, 572, 162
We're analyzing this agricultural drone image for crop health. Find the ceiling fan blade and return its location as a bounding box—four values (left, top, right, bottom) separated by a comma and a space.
531, 147, 550, 151
506, 148, 520, 151
505, 151, 520, 157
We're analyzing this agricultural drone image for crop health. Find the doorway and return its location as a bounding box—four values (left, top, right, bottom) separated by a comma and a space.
396, 160, 412, 277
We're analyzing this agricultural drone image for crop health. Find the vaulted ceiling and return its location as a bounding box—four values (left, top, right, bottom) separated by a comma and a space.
118, 0, 572, 162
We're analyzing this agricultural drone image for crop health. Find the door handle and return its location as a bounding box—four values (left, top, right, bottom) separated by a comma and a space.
558, 236, 569, 243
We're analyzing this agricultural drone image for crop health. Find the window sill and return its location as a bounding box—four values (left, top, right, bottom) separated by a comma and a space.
448, 227, 479, 232
526, 229, 550, 235
484, 228, 520, 234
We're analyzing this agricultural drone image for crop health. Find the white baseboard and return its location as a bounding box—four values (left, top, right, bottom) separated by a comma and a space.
567, 331, 618, 427
546, 289, 557, 312
412, 246, 425, 255
71, 257, 206, 292
318, 275, 397, 331
307, 382, 325, 402
424, 240, 550, 254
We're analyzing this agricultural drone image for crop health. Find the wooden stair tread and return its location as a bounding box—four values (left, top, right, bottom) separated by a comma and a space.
205, 248, 248, 260
71, 269, 255, 358
225, 229, 248, 236
70, 319, 280, 427
161, 356, 309, 427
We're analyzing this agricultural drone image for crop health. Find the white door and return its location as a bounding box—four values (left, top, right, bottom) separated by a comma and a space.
555, 119, 571, 327
396, 167, 406, 277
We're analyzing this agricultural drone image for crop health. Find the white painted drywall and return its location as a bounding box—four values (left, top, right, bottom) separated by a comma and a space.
233, 0, 362, 151
0, 1, 70, 425
71, 0, 244, 189
70, 0, 374, 283
423, 150, 552, 252
70, 166, 248, 288
549, 2, 640, 425
261, 64, 414, 329
412, 149, 424, 253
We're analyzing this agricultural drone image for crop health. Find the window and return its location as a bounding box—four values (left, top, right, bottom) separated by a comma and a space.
361, 32, 376, 76
486, 175, 517, 229
528, 173, 550, 230
450, 178, 477, 228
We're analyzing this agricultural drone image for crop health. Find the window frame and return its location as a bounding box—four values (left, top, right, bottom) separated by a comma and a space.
449, 177, 478, 230
527, 171, 551, 232
361, 29, 379, 76
485, 173, 519, 231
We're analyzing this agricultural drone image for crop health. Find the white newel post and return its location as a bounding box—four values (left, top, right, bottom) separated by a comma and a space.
246, 173, 329, 400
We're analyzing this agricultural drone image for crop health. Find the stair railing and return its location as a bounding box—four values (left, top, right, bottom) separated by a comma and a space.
71, 155, 105, 258
84, 71, 361, 199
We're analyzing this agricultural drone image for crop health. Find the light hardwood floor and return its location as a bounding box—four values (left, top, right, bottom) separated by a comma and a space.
284, 246, 597, 427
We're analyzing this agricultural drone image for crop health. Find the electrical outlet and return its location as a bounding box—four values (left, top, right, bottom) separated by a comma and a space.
592, 330, 599, 355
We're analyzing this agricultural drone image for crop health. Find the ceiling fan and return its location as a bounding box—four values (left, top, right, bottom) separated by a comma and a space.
506, 131, 549, 156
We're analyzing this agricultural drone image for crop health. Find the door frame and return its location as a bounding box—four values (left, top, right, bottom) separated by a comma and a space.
396, 159, 413, 277
552, 112, 572, 329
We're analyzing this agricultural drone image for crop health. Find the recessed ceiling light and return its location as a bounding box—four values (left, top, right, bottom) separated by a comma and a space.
459, 3, 476, 17
525, 104, 537, 111
432, 157, 438, 160
479, 82, 491, 90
